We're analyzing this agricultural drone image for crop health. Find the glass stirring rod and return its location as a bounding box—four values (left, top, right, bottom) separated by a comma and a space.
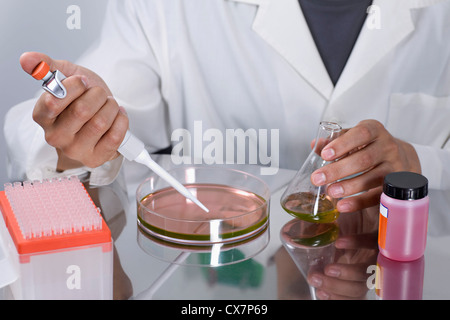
30, 61, 209, 213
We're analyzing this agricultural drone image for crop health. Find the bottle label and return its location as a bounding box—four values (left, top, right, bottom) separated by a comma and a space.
378, 203, 388, 249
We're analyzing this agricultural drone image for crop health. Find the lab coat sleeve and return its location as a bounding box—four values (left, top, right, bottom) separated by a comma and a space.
4, 0, 170, 185
412, 143, 450, 236
387, 92, 450, 192
3, 97, 123, 184
412, 143, 450, 191
79, 0, 170, 145
4, 98, 58, 182
78, 0, 171, 184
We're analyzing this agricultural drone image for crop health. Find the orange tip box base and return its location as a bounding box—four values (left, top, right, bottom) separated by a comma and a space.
0, 177, 113, 300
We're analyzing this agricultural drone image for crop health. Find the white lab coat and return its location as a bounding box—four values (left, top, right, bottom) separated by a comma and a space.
4, 0, 450, 231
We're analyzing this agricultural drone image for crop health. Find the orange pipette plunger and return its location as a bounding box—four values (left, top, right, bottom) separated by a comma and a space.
31, 61, 51, 81
31, 61, 67, 99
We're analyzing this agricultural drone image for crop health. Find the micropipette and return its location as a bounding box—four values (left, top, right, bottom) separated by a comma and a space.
30, 61, 209, 213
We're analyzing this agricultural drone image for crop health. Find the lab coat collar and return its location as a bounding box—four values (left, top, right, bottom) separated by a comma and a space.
227, 0, 443, 102
331, 0, 428, 101
228, 0, 334, 100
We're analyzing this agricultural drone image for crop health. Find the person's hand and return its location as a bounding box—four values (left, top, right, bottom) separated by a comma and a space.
307, 232, 378, 300
20, 52, 129, 171
311, 119, 421, 212
307, 207, 379, 300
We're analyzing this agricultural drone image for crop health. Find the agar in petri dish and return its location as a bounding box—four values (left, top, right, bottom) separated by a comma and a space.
136, 167, 270, 245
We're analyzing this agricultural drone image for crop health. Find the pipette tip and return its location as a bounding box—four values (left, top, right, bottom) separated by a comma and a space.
134, 149, 209, 213
193, 199, 210, 213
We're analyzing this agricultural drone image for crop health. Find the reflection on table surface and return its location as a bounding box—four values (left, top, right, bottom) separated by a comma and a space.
2, 155, 450, 300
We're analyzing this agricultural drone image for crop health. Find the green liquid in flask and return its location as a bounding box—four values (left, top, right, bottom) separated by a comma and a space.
281, 192, 339, 223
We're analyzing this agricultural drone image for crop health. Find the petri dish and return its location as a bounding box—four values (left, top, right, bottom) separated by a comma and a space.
136, 166, 270, 245
137, 223, 270, 266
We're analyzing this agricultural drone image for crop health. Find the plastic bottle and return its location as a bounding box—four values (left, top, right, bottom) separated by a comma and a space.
378, 171, 429, 261
375, 253, 424, 300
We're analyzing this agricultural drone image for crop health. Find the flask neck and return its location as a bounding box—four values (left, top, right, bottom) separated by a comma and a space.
312, 121, 342, 156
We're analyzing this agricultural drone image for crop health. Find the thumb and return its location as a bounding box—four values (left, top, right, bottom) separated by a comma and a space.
20, 51, 112, 95
20, 52, 79, 78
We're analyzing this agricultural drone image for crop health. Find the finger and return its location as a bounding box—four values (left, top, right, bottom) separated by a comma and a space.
75, 96, 120, 150
315, 288, 366, 300
91, 109, 129, 167
53, 86, 108, 137
326, 163, 389, 198
308, 272, 369, 299
320, 120, 385, 161
324, 263, 372, 282
335, 233, 379, 250
55, 106, 128, 169
20, 51, 112, 95
33, 75, 88, 128
312, 141, 384, 186
20, 52, 80, 78
336, 186, 383, 213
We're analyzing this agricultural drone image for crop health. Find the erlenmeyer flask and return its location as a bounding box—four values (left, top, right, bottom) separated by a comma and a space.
280, 219, 338, 300
281, 121, 342, 223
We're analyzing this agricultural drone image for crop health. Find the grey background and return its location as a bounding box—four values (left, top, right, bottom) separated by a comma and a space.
0, 0, 108, 185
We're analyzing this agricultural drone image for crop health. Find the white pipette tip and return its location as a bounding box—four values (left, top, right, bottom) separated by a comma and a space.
118, 132, 209, 213
135, 150, 209, 213
192, 197, 210, 213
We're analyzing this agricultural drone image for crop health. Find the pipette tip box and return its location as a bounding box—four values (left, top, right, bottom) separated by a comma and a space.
0, 176, 113, 300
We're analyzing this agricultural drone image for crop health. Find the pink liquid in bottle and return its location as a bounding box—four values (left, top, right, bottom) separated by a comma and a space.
378, 172, 429, 262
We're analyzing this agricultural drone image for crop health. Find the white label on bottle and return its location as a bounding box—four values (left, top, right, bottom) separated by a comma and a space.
380, 203, 388, 218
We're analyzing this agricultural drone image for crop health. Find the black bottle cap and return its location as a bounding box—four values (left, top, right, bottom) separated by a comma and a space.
383, 171, 428, 200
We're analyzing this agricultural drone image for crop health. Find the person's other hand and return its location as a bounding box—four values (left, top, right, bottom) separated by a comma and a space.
307, 231, 378, 300
311, 119, 421, 212
20, 52, 129, 171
